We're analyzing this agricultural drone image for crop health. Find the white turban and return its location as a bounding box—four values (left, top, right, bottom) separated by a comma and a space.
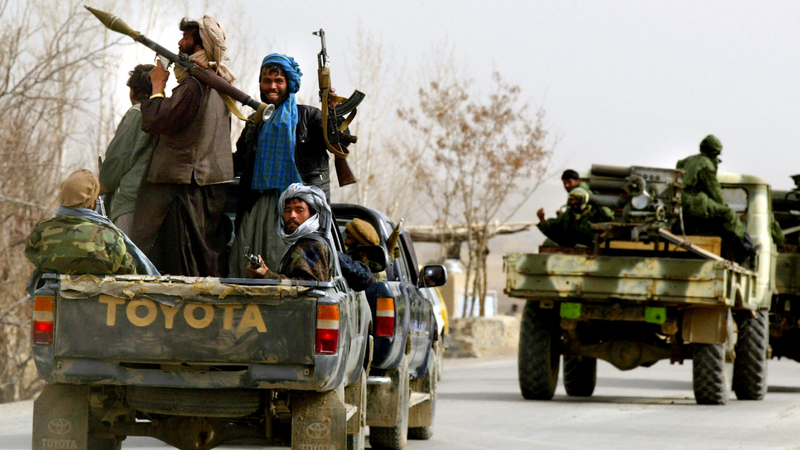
277, 183, 332, 246
196, 15, 236, 83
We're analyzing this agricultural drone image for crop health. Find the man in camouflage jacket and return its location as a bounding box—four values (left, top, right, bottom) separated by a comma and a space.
677, 135, 756, 262
537, 187, 614, 247
25, 170, 158, 276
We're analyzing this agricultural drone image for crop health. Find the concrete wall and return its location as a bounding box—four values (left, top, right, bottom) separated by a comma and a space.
446, 315, 520, 358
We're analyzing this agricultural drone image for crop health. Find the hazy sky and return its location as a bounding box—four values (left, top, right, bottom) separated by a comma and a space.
124, 0, 800, 191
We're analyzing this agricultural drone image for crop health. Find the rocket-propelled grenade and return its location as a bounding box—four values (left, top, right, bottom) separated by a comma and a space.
85, 6, 273, 123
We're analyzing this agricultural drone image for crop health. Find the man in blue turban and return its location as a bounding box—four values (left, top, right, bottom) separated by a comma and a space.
229, 54, 341, 277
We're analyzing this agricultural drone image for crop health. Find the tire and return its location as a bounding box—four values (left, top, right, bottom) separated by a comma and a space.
563, 356, 597, 397
347, 368, 367, 450
369, 355, 410, 450
518, 301, 561, 400
733, 311, 769, 400
408, 352, 437, 440
692, 343, 730, 405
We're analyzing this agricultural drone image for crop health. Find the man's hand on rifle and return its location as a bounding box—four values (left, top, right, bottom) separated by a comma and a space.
150, 61, 170, 96
328, 87, 340, 109
246, 255, 268, 279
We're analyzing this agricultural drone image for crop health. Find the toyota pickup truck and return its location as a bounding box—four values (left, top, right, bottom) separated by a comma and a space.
506, 165, 772, 405
332, 204, 445, 450
30, 228, 374, 450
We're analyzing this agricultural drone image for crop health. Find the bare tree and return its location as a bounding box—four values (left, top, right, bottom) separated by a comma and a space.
399, 64, 554, 316
0, 0, 122, 402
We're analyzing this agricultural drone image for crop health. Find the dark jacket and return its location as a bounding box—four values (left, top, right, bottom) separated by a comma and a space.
234, 105, 330, 229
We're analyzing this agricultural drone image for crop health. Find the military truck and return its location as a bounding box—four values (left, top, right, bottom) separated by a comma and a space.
29, 230, 376, 449
769, 177, 800, 362
505, 165, 773, 405
332, 204, 444, 450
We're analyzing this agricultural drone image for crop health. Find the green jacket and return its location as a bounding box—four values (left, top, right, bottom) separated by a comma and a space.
538, 205, 614, 247
99, 105, 155, 222
677, 153, 725, 217
24, 215, 135, 275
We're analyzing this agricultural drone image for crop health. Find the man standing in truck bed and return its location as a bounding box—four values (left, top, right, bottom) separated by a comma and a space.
131, 16, 235, 277
229, 53, 341, 278
677, 134, 757, 262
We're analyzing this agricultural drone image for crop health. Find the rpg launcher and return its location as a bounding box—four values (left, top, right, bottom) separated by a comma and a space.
386, 218, 404, 260
313, 29, 364, 187
85, 6, 274, 124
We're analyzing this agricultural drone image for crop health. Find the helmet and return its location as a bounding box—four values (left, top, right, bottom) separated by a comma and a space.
700, 134, 723, 157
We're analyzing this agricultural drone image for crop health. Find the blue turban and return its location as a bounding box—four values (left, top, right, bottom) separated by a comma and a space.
251, 54, 304, 192
261, 53, 302, 93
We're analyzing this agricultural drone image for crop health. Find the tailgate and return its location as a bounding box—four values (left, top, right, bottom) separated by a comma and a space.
54, 276, 318, 365
505, 252, 756, 306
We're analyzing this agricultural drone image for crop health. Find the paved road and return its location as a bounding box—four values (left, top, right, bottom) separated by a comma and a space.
3, 356, 800, 449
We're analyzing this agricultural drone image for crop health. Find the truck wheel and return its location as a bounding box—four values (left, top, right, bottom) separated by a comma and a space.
369, 355, 410, 450
733, 311, 769, 400
692, 343, 730, 405
408, 351, 437, 440
563, 356, 597, 397
518, 301, 560, 400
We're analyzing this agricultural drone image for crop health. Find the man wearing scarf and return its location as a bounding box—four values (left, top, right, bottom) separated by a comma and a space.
537, 187, 614, 247
24, 170, 159, 276
248, 184, 372, 291
229, 53, 344, 277
131, 16, 235, 277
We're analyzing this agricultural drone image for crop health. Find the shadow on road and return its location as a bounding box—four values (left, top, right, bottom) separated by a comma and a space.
768, 385, 800, 393
553, 395, 695, 405
438, 392, 526, 402
595, 377, 693, 391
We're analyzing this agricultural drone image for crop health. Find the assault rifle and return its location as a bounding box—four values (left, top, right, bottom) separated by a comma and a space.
386, 218, 405, 260
85, 6, 274, 124
313, 29, 364, 187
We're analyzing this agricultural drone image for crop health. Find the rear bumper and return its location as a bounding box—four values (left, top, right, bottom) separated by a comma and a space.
33, 347, 345, 391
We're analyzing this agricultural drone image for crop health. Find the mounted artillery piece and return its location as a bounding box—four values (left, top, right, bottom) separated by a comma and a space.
506, 164, 773, 404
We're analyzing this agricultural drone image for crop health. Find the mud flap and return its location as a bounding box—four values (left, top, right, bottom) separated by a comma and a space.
408, 353, 435, 428
366, 362, 404, 427
682, 308, 731, 344
32, 384, 89, 450
291, 390, 347, 450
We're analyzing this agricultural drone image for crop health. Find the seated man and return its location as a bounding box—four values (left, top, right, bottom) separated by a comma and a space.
677, 135, 757, 262
537, 187, 614, 247
344, 218, 387, 282
24, 169, 159, 276
248, 183, 372, 291
561, 169, 590, 194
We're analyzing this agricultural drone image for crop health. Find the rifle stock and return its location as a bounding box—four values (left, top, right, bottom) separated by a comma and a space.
334, 157, 357, 187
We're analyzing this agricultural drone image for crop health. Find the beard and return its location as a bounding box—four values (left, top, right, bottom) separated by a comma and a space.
261, 90, 288, 106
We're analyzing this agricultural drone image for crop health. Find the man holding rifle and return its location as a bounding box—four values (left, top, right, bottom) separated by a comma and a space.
130, 16, 235, 277
228, 53, 348, 278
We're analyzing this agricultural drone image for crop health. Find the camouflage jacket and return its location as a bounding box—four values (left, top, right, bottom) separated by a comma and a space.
24, 216, 135, 275
538, 205, 614, 247
264, 234, 330, 282
677, 153, 725, 215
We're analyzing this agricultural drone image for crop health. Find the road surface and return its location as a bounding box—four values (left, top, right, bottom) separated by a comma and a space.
2, 355, 800, 449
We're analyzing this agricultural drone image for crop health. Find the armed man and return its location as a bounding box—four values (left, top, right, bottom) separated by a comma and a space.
130, 16, 235, 277
677, 134, 758, 263
229, 53, 347, 277
537, 187, 614, 247
247, 183, 372, 291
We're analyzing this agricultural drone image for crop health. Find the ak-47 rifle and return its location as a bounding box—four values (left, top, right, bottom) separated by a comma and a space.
85, 6, 274, 124
313, 29, 364, 187
386, 218, 405, 260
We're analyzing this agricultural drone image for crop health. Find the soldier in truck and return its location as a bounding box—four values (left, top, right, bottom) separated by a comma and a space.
536, 187, 614, 247
247, 183, 373, 290
677, 134, 758, 262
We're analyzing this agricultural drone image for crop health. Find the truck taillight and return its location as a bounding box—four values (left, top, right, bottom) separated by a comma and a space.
33, 296, 54, 346
375, 297, 395, 337
316, 305, 340, 354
